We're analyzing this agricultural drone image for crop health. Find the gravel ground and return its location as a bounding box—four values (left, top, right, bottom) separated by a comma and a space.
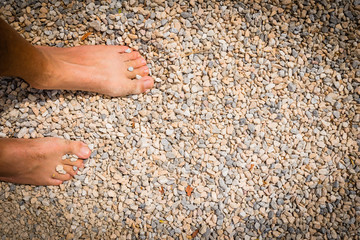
0, 0, 360, 239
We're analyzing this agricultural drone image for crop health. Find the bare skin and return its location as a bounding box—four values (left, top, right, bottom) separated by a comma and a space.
32, 45, 154, 96
0, 138, 91, 185
0, 18, 154, 185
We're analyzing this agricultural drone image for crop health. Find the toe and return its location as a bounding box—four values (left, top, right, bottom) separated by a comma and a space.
126, 65, 150, 79
142, 76, 154, 91
126, 58, 147, 69
52, 172, 72, 182
48, 179, 63, 186
117, 46, 131, 53
64, 140, 91, 159
122, 51, 141, 61
63, 165, 77, 176
62, 158, 84, 168
133, 65, 150, 77
127, 76, 154, 95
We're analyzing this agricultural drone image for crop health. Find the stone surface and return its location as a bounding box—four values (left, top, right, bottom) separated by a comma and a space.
0, 0, 359, 239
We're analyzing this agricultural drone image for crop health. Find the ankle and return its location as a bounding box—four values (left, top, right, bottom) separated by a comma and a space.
23, 47, 56, 89
0, 139, 16, 177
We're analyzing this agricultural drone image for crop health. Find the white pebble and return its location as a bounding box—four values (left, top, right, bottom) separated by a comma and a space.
55, 165, 64, 172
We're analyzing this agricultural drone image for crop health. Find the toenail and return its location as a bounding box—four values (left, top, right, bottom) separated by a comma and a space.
52, 173, 55, 177
125, 48, 132, 53
144, 79, 153, 90
136, 74, 142, 80
80, 146, 90, 156
128, 66, 134, 72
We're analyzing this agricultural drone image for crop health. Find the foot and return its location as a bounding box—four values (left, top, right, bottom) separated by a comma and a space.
28, 45, 154, 97
0, 137, 91, 186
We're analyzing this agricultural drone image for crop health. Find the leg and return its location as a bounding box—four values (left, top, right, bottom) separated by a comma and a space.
0, 17, 50, 83
0, 138, 91, 185
0, 19, 93, 185
0, 18, 154, 96
0, 18, 153, 186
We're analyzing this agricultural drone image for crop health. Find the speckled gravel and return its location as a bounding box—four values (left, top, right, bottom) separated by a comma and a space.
0, 0, 359, 239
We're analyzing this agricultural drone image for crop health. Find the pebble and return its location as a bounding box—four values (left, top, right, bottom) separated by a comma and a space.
17, 127, 28, 138
127, 67, 134, 72
221, 168, 229, 177
180, 12, 191, 19
55, 165, 63, 172
287, 82, 297, 92
166, 129, 174, 136
89, 20, 101, 31
55, 165, 66, 174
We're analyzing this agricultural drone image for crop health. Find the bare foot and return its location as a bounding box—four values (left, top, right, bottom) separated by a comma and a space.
28, 45, 154, 97
0, 137, 91, 185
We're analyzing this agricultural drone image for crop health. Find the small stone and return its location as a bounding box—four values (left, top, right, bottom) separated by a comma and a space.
239, 211, 246, 218
317, 141, 326, 148
166, 129, 174, 135
288, 82, 297, 92
318, 169, 328, 175
248, 124, 255, 133
166, 152, 176, 159
128, 67, 134, 72
218, 178, 227, 190
56, 165, 64, 172
166, 215, 173, 222
180, 12, 191, 19
39, 7, 48, 14
108, 190, 116, 198
17, 127, 28, 138
89, 20, 101, 31
158, 176, 168, 184
265, 83, 275, 91
222, 168, 229, 177
325, 93, 337, 104
136, 75, 142, 80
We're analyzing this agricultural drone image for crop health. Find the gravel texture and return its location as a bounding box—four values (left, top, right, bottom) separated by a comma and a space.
0, 0, 360, 239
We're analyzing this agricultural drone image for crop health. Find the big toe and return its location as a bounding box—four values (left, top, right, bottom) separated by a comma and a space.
118, 76, 154, 96
65, 140, 91, 159
134, 76, 154, 94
